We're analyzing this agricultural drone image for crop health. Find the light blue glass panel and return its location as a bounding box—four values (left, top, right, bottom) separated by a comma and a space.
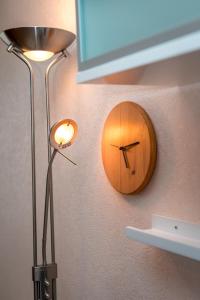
77, 0, 200, 62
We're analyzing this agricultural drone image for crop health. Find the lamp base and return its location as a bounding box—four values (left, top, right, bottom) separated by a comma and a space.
32, 263, 57, 300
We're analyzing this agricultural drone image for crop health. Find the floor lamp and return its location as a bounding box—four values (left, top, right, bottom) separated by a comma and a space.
0, 26, 77, 300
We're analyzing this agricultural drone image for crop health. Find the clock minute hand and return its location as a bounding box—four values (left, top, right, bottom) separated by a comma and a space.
123, 141, 140, 150
110, 144, 129, 168
122, 149, 129, 168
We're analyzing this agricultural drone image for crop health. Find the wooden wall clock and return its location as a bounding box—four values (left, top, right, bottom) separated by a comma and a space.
102, 101, 157, 194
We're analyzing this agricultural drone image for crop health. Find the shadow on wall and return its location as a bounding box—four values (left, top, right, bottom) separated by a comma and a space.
154, 248, 200, 288
93, 50, 200, 87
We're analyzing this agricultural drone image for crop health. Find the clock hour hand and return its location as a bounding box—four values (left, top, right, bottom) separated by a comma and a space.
122, 149, 129, 168
123, 141, 140, 150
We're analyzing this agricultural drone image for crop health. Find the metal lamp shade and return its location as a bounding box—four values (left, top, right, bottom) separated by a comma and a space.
1, 26, 76, 53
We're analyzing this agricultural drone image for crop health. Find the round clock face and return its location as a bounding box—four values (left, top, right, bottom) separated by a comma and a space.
102, 101, 157, 194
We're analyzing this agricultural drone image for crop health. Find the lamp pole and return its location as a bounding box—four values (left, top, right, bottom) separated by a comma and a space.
6, 44, 67, 300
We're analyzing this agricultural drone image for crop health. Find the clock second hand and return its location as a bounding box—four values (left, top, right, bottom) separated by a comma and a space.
110, 144, 119, 149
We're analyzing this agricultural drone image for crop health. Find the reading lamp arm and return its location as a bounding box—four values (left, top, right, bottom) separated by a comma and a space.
42, 149, 57, 265
42, 148, 77, 265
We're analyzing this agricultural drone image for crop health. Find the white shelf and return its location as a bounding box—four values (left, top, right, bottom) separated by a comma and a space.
125, 215, 200, 261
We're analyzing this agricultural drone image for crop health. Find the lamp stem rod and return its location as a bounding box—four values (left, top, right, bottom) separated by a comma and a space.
42, 149, 57, 265
11, 48, 38, 266
45, 51, 67, 264
10, 47, 38, 300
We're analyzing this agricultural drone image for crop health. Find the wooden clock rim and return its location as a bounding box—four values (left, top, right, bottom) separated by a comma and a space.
102, 100, 157, 195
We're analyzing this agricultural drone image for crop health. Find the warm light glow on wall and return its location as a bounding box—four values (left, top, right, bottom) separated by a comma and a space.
24, 50, 54, 61
54, 123, 75, 146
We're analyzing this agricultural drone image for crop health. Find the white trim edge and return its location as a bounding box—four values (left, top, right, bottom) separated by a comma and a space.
77, 31, 200, 83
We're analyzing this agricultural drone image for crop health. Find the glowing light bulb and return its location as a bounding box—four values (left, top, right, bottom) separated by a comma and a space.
24, 50, 54, 61
54, 123, 75, 146
50, 119, 78, 149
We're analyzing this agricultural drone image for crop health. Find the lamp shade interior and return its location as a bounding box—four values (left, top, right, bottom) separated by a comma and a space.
50, 119, 78, 149
0, 27, 76, 55
23, 50, 54, 61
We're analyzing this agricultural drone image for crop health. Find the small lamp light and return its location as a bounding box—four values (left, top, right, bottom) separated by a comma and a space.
24, 50, 54, 62
50, 119, 78, 149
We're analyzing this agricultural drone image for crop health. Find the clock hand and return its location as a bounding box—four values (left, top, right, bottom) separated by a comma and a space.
110, 144, 126, 151
111, 144, 128, 152
110, 144, 132, 168
111, 142, 139, 151
110, 144, 120, 149
123, 141, 140, 150
122, 149, 129, 168
110, 144, 129, 168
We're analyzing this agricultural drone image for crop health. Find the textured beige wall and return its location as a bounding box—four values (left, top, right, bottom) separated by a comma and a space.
1, 1, 200, 299
0, 0, 76, 33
